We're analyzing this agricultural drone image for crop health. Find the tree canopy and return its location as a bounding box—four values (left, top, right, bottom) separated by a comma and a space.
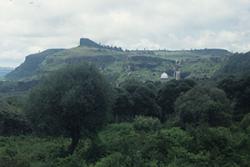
157, 79, 196, 121
175, 86, 232, 128
26, 64, 111, 154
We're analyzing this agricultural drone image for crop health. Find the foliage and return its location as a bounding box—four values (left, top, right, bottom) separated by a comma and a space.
157, 79, 196, 121
26, 64, 111, 154
215, 52, 250, 79
0, 136, 69, 167
218, 75, 250, 121
175, 86, 232, 128
133, 116, 161, 133
0, 97, 30, 136
6, 39, 231, 83
0, 121, 249, 166
113, 80, 161, 121
1, 60, 250, 167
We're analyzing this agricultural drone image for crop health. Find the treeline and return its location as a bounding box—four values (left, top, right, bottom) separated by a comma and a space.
0, 64, 249, 167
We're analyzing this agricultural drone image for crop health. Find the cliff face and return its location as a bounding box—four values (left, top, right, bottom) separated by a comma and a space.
79, 38, 102, 48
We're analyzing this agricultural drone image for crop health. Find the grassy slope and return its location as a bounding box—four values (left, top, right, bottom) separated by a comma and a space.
5, 46, 232, 83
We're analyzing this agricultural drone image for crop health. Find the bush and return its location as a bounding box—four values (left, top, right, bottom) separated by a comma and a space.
94, 152, 131, 167
175, 86, 232, 128
48, 155, 87, 167
133, 116, 161, 133
0, 99, 31, 136
0, 148, 30, 167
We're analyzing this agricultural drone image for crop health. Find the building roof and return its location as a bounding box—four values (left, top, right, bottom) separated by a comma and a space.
160, 72, 169, 79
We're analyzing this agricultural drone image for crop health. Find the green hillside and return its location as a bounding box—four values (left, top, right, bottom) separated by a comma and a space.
6, 49, 65, 80
214, 52, 250, 79
6, 38, 232, 83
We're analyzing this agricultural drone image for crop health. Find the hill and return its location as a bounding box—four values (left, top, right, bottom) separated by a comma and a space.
6, 38, 232, 83
214, 52, 250, 79
6, 49, 64, 80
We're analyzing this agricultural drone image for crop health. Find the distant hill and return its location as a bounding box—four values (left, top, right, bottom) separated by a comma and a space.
214, 52, 250, 79
6, 49, 64, 80
0, 67, 13, 78
6, 38, 233, 83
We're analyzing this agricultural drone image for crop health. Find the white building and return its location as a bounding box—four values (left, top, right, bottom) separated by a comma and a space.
160, 72, 169, 80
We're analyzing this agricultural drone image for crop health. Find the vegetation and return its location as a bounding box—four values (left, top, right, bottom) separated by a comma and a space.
215, 52, 250, 79
0, 46, 250, 166
175, 86, 232, 128
26, 64, 111, 154
5, 39, 232, 83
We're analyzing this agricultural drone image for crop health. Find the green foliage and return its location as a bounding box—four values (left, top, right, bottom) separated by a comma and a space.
6, 41, 231, 83
157, 79, 196, 121
94, 152, 131, 167
113, 80, 161, 121
113, 87, 134, 121
218, 76, 250, 121
26, 63, 111, 154
97, 120, 212, 167
0, 136, 69, 167
1, 56, 250, 167
192, 127, 243, 167
133, 116, 161, 133
0, 123, 249, 166
0, 97, 30, 136
49, 155, 87, 167
215, 52, 250, 79
175, 86, 232, 128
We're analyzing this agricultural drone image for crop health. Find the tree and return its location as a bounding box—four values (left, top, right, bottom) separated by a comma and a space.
218, 76, 250, 121
133, 116, 161, 133
113, 88, 134, 121
175, 86, 232, 128
132, 85, 161, 118
0, 97, 30, 136
113, 80, 161, 121
26, 64, 111, 154
192, 127, 237, 166
157, 79, 196, 121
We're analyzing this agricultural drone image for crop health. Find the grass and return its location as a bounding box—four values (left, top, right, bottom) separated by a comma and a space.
6, 46, 232, 82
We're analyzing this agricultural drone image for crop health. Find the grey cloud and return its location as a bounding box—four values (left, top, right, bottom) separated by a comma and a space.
0, 0, 250, 67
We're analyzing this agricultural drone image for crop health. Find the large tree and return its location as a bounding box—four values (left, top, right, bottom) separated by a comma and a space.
175, 86, 232, 128
157, 79, 196, 121
218, 76, 250, 121
26, 64, 111, 154
113, 80, 161, 121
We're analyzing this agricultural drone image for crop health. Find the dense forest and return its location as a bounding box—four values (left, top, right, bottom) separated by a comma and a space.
0, 58, 250, 166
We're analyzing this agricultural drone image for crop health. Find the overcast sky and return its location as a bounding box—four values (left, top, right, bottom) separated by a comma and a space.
1, 0, 250, 67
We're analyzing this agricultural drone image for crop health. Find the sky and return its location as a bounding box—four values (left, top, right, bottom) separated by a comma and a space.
0, 0, 250, 67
